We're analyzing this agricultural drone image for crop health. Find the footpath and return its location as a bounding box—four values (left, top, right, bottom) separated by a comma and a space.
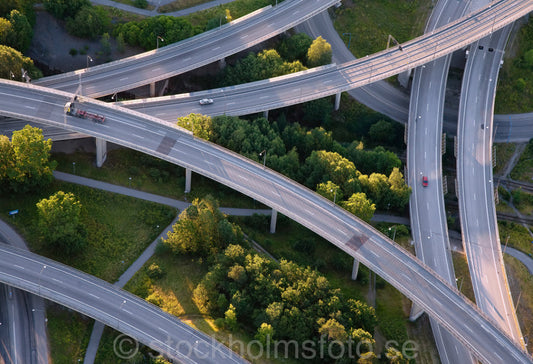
90, 0, 237, 17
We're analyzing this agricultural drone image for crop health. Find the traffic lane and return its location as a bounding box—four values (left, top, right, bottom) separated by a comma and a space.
0, 82, 531, 362
0, 244, 245, 364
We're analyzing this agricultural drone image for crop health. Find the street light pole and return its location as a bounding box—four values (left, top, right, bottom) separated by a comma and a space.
259, 150, 266, 166
157, 35, 164, 49
388, 226, 397, 241
86, 55, 93, 69
330, 188, 337, 204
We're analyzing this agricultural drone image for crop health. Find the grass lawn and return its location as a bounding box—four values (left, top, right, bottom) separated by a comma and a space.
503, 255, 533, 354
182, 0, 276, 28
493, 143, 517, 176
451, 251, 476, 303
495, 19, 533, 113
510, 141, 533, 182
111, 0, 156, 11
333, 0, 434, 58
158, 0, 214, 13
498, 221, 533, 256
46, 304, 94, 364
53, 147, 260, 209
0, 180, 175, 282
99, 4, 148, 22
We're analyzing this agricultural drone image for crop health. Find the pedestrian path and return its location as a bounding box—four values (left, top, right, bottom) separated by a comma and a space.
90, 0, 237, 17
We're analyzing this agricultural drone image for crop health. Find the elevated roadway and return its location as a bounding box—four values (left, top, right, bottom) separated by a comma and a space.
34, 0, 340, 97
407, 0, 473, 362
0, 80, 532, 363
457, 26, 524, 345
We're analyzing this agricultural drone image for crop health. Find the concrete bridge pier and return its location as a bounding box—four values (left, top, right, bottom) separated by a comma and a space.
184, 168, 192, 193
334, 92, 341, 110
409, 302, 425, 321
95, 138, 107, 167
270, 209, 277, 234
351, 258, 360, 280
219, 57, 226, 69
150, 82, 156, 97
263, 110, 269, 119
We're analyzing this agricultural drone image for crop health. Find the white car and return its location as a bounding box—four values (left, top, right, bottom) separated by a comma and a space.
199, 98, 213, 105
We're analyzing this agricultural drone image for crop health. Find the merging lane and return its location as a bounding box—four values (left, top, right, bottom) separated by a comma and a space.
457, 26, 525, 346
0, 80, 531, 363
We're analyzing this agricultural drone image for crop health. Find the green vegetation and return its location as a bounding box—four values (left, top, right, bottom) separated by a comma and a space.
510, 139, 533, 181
493, 143, 517, 176
0, 125, 55, 192
0, 9, 32, 52
333, 0, 433, 58
36, 191, 87, 255
0, 180, 175, 282
504, 255, 533, 354
66, 5, 111, 39
0, 44, 42, 79
498, 221, 533, 256
510, 188, 533, 216
496, 19, 533, 113
47, 305, 93, 363
306, 36, 332, 67
451, 251, 476, 303
43, 0, 90, 19
158, 0, 215, 13
52, 148, 258, 208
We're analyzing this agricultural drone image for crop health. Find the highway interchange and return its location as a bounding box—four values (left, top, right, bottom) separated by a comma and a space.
407, 0, 473, 361
1, 0, 533, 363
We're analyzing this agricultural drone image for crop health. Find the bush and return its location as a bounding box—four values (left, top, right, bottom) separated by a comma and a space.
134, 0, 148, 9
147, 263, 165, 279
69, 48, 77, 56
66, 6, 110, 39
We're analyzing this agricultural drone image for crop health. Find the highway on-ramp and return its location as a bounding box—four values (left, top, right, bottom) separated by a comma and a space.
457, 26, 525, 346
0, 79, 531, 363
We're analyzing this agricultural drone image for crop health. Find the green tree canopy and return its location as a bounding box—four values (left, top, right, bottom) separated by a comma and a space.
36, 191, 87, 255
0, 0, 20, 18
177, 113, 213, 140
66, 5, 111, 39
163, 195, 244, 257
1, 125, 55, 192
316, 181, 343, 203
306, 36, 332, 67
0, 44, 42, 80
301, 150, 360, 193
279, 32, 313, 63
7, 10, 32, 52
342, 192, 376, 222
43, 0, 90, 19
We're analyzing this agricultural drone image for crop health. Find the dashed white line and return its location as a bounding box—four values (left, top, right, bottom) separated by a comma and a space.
123, 309, 133, 315
119, 77, 128, 81
182, 57, 191, 62
212, 46, 221, 51
132, 133, 145, 140
14, 265, 24, 270
24, 105, 36, 109
52, 278, 62, 284
152, 67, 161, 72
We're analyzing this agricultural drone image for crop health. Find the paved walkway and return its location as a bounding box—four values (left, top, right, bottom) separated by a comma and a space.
90, 0, 237, 17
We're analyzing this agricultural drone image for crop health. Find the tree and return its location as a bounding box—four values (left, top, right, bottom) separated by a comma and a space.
255, 322, 274, 345
316, 181, 343, 203
9, 125, 56, 192
36, 191, 87, 255
0, 135, 16, 189
301, 150, 359, 192
100, 32, 111, 56
387, 167, 411, 209
0, 0, 20, 18
368, 120, 395, 145
0, 45, 42, 80
116, 32, 125, 53
0, 17, 13, 45
177, 113, 213, 140
279, 32, 313, 62
66, 5, 111, 39
342, 192, 375, 222
306, 36, 332, 67
43, 0, 90, 19
8, 10, 32, 52
524, 49, 533, 68
385, 346, 407, 363
163, 196, 244, 257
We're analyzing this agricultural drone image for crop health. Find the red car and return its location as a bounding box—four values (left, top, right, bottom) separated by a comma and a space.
422, 176, 428, 187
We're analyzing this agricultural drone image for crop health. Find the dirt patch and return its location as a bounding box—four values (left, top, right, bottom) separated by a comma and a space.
27, 10, 143, 74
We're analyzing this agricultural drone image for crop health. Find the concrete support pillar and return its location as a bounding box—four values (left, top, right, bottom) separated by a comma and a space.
334, 92, 341, 111
184, 168, 192, 193
219, 57, 226, 69
150, 82, 156, 97
409, 302, 425, 321
95, 138, 107, 168
263, 110, 269, 119
351, 258, 360, 280
270, 209, 277, 234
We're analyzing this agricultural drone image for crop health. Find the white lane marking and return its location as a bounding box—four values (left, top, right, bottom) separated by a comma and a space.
304, 208, 314, 216
14, 265, 24, 270
89, 293, 99, 299
368, 250, 379, 259
182, 57, 191, 62
260, 95, 269, 99
227, 102, 236, 106
292, 10, 300, 15
132, 133, 145, 140
212, 46, 221, 51
159, 327, 168, 333
119, 77, 128, 81
152, 67, 161, 72
52, 278, 62, 284
240, 34, 249, 39
123, 309, 133, 315
473, 193, 476, 201
155, 113, 167, 117
24, 105, 36, 109
237, 175, 249, 181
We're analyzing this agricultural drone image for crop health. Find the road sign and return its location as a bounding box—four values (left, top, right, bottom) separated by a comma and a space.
8, 210, 18, 216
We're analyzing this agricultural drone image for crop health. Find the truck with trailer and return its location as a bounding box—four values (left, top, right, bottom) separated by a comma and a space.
65, 102, 105, 123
